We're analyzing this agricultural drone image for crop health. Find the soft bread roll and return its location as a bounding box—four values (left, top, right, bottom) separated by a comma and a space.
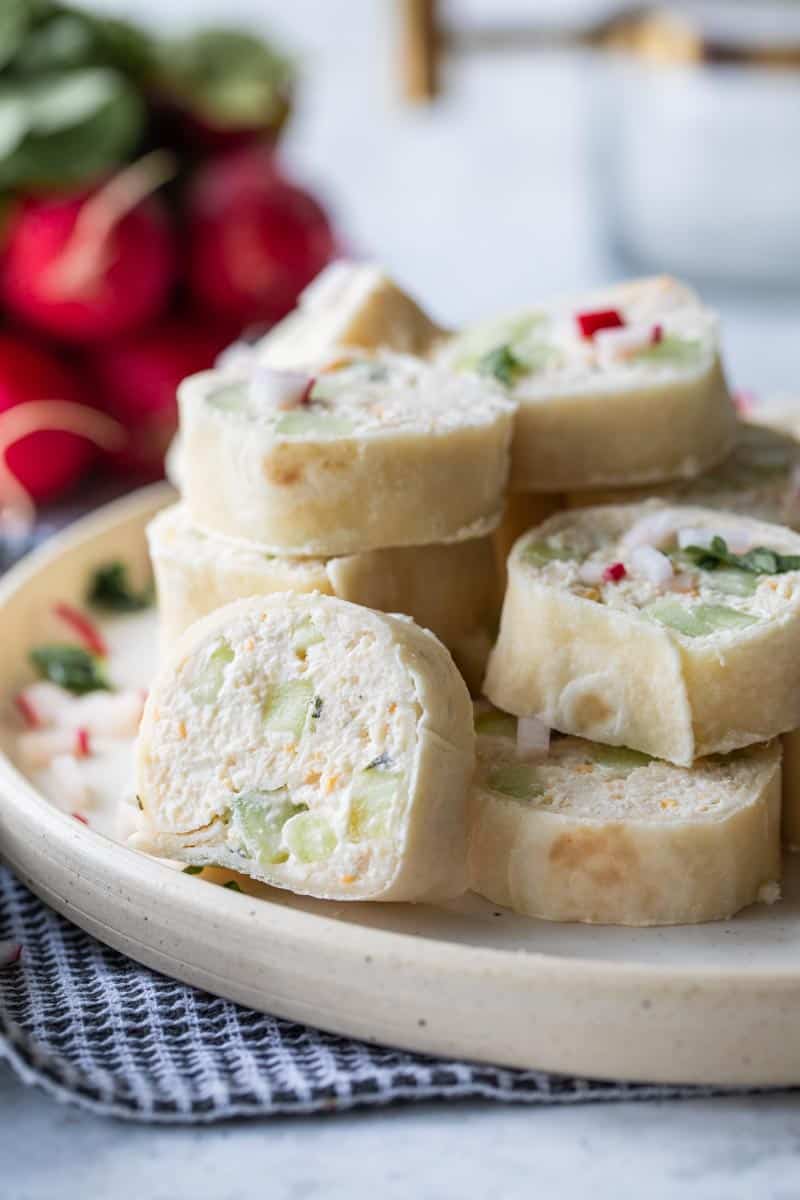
136, 593, 474, 902
147, 503, 498, 674
179, 351, 516, 554
484, 502, 800, 765
438, 275, 736, 492
255, 260, 446, 368
567, 423, 800, 530
468, 707, 782, 926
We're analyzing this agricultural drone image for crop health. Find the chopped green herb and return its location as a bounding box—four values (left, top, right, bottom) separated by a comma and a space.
477, 344, 525, 388
29, 644, 110, 695
365, 751, 392, 770
183, 864, 204, 875
683, 536, 800, 577
310, 695, 323, 721
88, 561, 153, 612
223, 880, 243, 892
136, 795, 143, 811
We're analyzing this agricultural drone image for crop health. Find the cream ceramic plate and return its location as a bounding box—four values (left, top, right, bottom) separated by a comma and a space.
2, 484, 800, 1087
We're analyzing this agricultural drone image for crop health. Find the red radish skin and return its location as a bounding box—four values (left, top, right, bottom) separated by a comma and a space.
576, 309, 625, 339
15, 692, 40, 729
53, 602, 108, 657
2, 190, 176, 344
602, 562, 627, 583
75, 728, 91, 758
72, 813, 89, 826
186, 147, 336, 326
88, 316, 236, 478
651, 323, 664, 345
0, 335, 96, 503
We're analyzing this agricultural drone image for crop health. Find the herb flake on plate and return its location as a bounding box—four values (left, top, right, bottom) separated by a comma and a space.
88, 561, 153, 611
29, 644, 110, 695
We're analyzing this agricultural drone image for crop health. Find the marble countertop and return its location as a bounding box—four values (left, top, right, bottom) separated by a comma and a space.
4, 0, 800, 1190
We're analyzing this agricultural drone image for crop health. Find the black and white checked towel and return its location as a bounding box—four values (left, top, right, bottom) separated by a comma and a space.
0, 865, 747, 1123
0, 503, 768, 1121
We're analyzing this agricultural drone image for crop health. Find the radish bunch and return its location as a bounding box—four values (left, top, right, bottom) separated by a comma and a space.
0, 3, 336, 508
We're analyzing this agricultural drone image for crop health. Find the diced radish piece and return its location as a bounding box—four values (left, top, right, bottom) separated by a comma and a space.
0, 941, 22, 967
603, 562, 627, 583
248, 367, 311, 412
51, 753, 90, 810
578, 560, 606, 585
72, 812, 89, 826
14, 691, 40, 729
628, 545, 674, 586
57, 689, 145, 738
620, 510, 680, 551
17, 728, 79, 768
516, 716, 550, 761
651, 323, 664, 345
75, 727, 91, 757
575, 308, 624, 339
594, 324, 658, 368
52, 602, 107, 657
16, 682, 73, 726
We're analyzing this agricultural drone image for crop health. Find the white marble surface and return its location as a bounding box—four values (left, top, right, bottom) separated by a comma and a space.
4, 0, 800, 1188
2, 1061, 800, 1199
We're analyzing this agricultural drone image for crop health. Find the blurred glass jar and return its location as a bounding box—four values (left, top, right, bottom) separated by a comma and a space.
596, 2, 800, 284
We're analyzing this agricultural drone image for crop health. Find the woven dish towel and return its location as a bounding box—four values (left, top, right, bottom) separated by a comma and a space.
0, 865, 747, 1123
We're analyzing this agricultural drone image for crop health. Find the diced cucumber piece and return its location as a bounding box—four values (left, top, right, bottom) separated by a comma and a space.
486, 763, 544, 801
591, 744, 653, 772
193, 638, 234, 704
635, 334, 702, 367
262, 680, 314, 738
474, 709, 518, 739
274, 410, 354, 437
291, 616, 324, 653
283, 811, 336, 863
521, 540, 577, 568
207, 383, 248, 414
645, 599, 758, 638
348, 768, 402, 841
231, 789, 306, 866
451, 312, 547, 372
709, 569, 759, 598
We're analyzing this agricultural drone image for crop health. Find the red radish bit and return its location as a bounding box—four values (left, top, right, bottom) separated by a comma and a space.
88, 314, 236, 478
15, 691, 40, 729
72, 812, 89, 826
0, 941, 22, 968
603, 562, 627, 583
186, 146, 337, 326
576, 308, 625, 339
75, 728, 91, 758
2, 153, 177, 344
53, 602, 107, 657
650, 323, 664, 345
299, 378, 315, 406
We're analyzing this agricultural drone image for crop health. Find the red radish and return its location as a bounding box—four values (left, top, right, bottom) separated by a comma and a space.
576, 308, 625, 339
15, 691, 40, 729
602, 562, 627, 583
72, 812, 89, 825
2, 153, 177, 344
88, 314, 236, 478
75, 728, 91, 758
0, 335, 99, 504
186, 147, 336, 326
651, 323, 664, 345
53, 602, 107, 657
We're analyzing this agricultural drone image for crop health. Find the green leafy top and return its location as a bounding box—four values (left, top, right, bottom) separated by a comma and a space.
88, 561, 153, 612
29, 643, 110, 695
477, 344, 525, 388
154, 28, 293, 132
682, 536, 800, 577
